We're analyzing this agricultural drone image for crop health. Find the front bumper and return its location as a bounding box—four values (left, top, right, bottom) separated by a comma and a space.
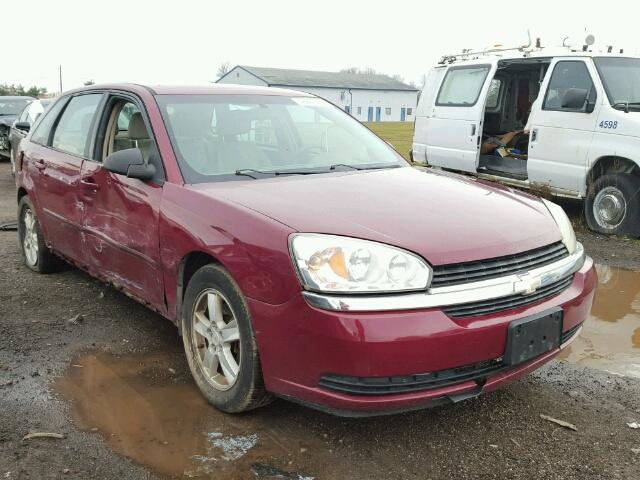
249, 255, 596, 416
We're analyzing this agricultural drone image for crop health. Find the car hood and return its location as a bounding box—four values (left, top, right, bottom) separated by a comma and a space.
192, 167, 562, 265
0, 115, 17, 128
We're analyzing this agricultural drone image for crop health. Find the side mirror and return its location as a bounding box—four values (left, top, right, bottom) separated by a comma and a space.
561, 88, 588, 110
14, 121, 30, 132
103, 148, 155, 180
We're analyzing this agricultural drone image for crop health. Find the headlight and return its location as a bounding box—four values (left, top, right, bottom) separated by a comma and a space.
542, 199, 577, 254
289, 234, 432, 293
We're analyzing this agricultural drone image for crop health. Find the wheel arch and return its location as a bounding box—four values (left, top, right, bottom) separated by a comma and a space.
175, 251, 221, 335
587, 156, 640, 193
17, 187, 28, 204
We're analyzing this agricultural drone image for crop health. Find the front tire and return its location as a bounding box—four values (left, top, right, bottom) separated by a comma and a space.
585, 173, 640, 237
18, 196, 63, 273
182, 264, 273, 413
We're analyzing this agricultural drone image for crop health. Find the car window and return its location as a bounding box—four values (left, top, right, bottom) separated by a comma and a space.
485, 78, 502, 109
31, 98, 68, 146
543, 61, 595, 112
156, 94, 405, 183
52, 94, 102, 157
18, 104, 32, 123
436, 65, 491, 106
116, 102, 140, 132
27, 102, 45, 124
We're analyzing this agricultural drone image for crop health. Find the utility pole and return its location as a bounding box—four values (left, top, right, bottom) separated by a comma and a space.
59, 65, 63, 93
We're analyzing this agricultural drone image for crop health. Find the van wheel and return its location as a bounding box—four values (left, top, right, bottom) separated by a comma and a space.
585, 173, 640, 237
181, 264, 273, 413
18, 196, 63, 273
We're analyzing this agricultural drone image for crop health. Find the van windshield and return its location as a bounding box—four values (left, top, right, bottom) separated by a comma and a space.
594, 57, 640, 110
155, 94, 406, 183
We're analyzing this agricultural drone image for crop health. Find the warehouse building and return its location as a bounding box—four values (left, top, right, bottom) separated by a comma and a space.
217, 66, 419, 122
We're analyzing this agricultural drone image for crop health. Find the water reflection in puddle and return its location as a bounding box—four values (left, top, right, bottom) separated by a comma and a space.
54, 265, 640, 478
55, 353, 322, 479
559, 264, 640, 377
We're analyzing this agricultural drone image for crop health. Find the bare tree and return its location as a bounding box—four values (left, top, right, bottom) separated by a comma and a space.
340, 67, 359, 74
217, 62, 231, 78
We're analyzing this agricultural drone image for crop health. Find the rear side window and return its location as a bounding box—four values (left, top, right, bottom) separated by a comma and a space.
52, 94, 102, 157
485, 78, 502, 109
436, 65, 490, 106
543, 61, 595, 112
31, 99, 67, 146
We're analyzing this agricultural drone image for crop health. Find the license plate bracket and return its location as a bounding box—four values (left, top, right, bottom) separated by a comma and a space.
504, 308, 563, 366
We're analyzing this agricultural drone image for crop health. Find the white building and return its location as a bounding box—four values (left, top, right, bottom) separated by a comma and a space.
217, 66, 419, 122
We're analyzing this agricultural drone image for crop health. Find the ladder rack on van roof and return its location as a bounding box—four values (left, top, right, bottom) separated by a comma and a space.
439, 33, 629, 65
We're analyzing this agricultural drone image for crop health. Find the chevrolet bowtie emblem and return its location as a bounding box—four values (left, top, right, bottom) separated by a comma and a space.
514, 274, 542, 295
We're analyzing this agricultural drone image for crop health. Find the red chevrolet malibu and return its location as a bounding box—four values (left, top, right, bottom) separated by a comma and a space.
15, 84, 596, 416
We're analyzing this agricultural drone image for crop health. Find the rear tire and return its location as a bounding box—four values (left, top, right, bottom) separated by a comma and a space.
585, 173, 640, 237
18, 196, 63, 273
181, 263, 273, 413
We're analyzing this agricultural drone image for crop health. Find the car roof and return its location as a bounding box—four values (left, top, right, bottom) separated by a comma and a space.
62, 83, 313, 97
0, 96, 35, 100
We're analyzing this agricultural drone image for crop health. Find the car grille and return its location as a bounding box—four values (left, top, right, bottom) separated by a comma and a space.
442, 274, 574, 318
431, 242, 569, 288
319, 358, 505, 396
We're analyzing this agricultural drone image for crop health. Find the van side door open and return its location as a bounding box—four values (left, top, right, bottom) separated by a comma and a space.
527, 58, 601, 193
421, 63, 496, 173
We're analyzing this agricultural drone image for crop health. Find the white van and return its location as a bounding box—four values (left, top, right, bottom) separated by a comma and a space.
412, 41, 640, 237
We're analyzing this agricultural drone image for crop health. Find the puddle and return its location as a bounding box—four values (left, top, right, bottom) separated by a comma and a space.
559, 264, 640, 377
55, 352, 323, 479
54, 264, 640, 478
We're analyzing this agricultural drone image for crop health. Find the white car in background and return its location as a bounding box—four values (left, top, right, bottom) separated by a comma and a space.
413, 37, 640, 237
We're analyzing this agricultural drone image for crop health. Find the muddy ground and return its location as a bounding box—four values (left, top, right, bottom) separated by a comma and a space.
1, 161, 639, 479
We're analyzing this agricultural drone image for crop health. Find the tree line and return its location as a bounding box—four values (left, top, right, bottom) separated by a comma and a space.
0, 84, 48, 97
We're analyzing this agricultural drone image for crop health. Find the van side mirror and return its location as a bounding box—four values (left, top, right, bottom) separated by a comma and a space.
561, 88, 588, 110
103, 148, 155, 180
14, 121, 30, 132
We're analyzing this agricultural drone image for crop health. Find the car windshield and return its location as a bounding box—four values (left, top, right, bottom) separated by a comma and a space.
0, 98, 31, 116
155, 94, 406, 183
594, 57, 640, 109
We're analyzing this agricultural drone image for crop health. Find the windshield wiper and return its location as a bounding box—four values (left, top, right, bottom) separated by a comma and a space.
329, 163, 364, 170
612, 102, 640, 112
329, 163, 401, 171
235, 168, 318, 178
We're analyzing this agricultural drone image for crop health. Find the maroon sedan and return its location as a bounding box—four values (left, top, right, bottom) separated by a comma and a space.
14, 84, 596, 416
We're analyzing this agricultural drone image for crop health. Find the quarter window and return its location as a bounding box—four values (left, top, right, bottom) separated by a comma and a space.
543, 61, 595, 112
52, 94, 102, 157
31, 98, 68, 146
436, 65, 491, 106
485, 78, 502, 109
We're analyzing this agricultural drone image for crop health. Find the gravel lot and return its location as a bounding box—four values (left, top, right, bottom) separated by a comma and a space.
1, 161, 639, 479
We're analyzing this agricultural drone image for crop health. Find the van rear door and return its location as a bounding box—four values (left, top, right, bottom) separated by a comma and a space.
421, 62, 496, 173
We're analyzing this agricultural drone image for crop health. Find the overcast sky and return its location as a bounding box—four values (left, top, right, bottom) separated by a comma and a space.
6, 0, 640, 93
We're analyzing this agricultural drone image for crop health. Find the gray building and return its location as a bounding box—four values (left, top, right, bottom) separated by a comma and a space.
217, 66, 419, 122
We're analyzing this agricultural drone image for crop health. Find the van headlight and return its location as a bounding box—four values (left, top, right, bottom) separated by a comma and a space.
289, 234, 432, 293
542, 199, 577, 254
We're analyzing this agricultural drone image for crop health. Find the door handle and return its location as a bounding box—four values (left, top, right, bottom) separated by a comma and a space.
34, 158, 46, 171
531, 129, 538, 142
471, 124, 477, 136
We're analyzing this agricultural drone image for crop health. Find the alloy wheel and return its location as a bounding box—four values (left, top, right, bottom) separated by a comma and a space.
22, 208, 38, 266
191, 289, 241, 391
593, 186, 626, 230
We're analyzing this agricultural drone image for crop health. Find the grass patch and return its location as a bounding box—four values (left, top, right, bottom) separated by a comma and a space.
364, 122, 414, 161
